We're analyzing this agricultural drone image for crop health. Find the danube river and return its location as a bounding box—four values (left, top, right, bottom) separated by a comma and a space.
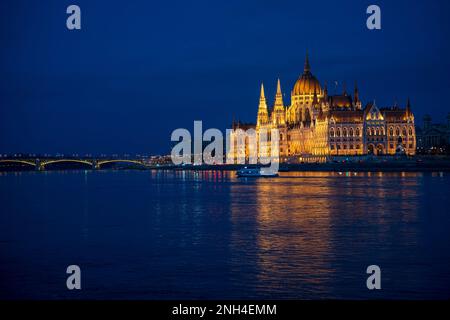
0, 170, 449, 299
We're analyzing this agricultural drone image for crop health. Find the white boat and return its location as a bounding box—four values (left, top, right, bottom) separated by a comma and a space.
236, 167, 279, 177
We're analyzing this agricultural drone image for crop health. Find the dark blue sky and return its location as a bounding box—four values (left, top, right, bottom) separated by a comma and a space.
1, 0, 450, 154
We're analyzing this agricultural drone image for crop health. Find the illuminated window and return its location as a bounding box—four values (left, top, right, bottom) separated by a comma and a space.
356, 128, 360, 136
330, 128, 335, 137
337, 128, 341, 137
409, 127, 413, 135
350, 128, 354, 137
396, 127, 400, 136
389, 127, 393, 136
343, 128, 347, 137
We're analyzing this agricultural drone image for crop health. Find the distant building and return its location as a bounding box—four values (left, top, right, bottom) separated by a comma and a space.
229, 54, 416, 163
416, 114, 450, 154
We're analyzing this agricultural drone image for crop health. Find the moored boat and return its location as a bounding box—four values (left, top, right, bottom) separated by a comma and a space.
236, 167, 279, 177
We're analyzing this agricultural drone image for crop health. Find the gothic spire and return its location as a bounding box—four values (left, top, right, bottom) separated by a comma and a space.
274, 78, 284, 108
312, 86, 319, 105
406, 97, 412, 117
304, 51, 311, 73
257, 83, 269, 126
318, 104, 324, 120
258, 83, 268, 111
272, 78, 286, 125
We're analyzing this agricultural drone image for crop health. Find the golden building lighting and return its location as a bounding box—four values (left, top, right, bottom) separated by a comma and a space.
230, 54, 416, 162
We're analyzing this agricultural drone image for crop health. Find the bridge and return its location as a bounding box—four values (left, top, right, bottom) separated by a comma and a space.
0, 158, 150, 171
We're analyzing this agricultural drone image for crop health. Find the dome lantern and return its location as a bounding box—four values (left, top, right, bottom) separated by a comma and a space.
292, 54, 322, 97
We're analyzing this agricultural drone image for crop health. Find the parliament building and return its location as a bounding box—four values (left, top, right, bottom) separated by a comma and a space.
231, 55, 416, 162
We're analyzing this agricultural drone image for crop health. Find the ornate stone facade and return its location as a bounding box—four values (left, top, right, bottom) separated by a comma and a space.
230, 55, 416, 163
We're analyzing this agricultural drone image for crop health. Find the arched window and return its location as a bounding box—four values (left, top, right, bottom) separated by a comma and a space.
349, 128, 354, 137
371, 128, 375, 136
402, 128, 407, 136
330, 128, 335, 137
396, 127, 400, 136
337, 128, 341, 137
343, 128, 347, 137
409, 127, 413, 135
356, 128, 360, 137
376, 128, 380, 136
382, 127, 385, 136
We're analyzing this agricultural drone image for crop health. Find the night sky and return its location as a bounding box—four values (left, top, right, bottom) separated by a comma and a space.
1, 0, 450, 155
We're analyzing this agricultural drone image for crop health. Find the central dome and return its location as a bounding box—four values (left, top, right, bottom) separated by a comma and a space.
292, 54, 322, 96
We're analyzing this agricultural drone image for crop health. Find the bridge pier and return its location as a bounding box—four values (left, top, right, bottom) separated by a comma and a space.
35, 159, 43, 171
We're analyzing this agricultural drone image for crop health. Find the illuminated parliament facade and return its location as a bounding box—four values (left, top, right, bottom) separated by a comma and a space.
231, 55, 416, 162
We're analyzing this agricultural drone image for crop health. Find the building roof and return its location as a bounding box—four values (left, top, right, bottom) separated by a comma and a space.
232, 121, 256, 130
292, 54, 322, 96
328, 94, 353, 108
328, 109, 364, 122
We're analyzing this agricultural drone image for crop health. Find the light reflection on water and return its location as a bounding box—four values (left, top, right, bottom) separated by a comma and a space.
0, 170, 449, 299
228, 172, 429, 298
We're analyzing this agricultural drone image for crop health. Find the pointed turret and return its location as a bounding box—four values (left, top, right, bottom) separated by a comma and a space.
312, 86, 319, 106
304, 51, 311, 73
272, 78, 286, 125
318, 104, 324, 121
353, 81, 362, 110
354, 81, 359, 102
274, 78, 284, 106
406, 97, 413, 120
257, 83, 269, 126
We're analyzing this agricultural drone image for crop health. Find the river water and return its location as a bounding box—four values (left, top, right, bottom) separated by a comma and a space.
0, 170, 449, 299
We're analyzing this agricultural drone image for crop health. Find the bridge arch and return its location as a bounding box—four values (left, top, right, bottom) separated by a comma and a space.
41, 159, 93, 169
96, 159, 147, 169
0, 159, 35, 167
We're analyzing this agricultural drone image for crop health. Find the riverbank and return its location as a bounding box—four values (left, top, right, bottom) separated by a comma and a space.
2, 157, 450, 173
154, 161, 450, 172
